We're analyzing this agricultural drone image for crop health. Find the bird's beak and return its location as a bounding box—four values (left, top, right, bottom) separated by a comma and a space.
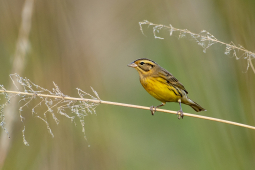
127, 62, 138, 68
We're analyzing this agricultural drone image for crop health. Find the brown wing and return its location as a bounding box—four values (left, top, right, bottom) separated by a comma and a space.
157, 68, 188, 94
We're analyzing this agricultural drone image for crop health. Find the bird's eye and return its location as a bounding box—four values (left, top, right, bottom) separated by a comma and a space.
140, 62, 144, 65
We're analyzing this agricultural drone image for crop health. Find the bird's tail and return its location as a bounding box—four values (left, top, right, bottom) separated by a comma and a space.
188, 99, 206, 112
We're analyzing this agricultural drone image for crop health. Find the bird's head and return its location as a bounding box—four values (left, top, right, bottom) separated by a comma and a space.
127, 58, 158, 76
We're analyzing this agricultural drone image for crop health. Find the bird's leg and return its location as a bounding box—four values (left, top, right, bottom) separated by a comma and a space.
150, 103, 165, 115
177, 99, 184, 119
150, 106, 155, 115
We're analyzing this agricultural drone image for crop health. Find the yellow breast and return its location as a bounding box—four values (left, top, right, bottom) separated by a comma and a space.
140, 76, 181, 103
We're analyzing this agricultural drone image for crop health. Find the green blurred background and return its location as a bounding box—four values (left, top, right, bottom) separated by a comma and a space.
1, 0, 255, 169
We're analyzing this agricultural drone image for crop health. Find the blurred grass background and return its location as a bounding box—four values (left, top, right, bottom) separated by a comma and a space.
1, 0, 255, 169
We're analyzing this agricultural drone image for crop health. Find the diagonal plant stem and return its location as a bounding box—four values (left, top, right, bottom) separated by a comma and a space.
0, 89, 255, 130
139, 20, 255, 74
0, 0, 34, 165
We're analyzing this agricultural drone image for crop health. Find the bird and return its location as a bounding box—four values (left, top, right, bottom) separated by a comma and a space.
128, 58, 206, 119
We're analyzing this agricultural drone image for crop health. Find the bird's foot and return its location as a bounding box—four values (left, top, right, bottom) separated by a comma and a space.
176, 110, 184, 119
150, 106, 156, 115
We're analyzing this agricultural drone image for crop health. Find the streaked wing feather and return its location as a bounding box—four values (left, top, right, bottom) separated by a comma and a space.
158, 68, 188, 94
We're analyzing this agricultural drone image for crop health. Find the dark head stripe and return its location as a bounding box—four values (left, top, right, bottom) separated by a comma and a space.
134, 58, 157, 64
